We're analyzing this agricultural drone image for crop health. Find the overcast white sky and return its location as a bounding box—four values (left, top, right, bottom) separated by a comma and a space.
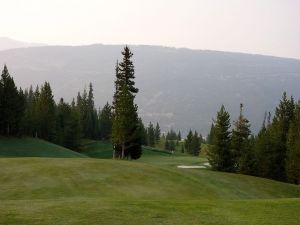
0, 0, 299, 58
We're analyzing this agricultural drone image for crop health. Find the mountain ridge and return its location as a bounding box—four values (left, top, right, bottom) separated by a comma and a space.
0, 43, 300, 135
0, 37, 46, 51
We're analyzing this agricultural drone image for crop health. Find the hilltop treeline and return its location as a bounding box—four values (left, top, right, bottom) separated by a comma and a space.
0, 65, 112, 149
208, 95, 300, 184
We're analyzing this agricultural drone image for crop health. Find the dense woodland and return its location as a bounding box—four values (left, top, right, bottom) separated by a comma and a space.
0, 46, 299, 184
207, 98, 300, 184
0, 64, 113, 150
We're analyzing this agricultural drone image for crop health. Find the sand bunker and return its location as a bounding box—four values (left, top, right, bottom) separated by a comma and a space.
177, 165, 206, 169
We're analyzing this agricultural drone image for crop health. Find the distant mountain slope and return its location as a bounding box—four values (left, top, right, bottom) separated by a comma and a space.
0, 137, 85, 157
0, 37, 45, 51
0, 44, 300, 135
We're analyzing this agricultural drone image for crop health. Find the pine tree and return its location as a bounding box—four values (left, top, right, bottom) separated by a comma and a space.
164, 139, 169, 150
36, 82, 56, 141
55, 98, 69, 145
177, 131, 181, 141
185, 130, 193, 154
0, 65, 25, 135
169, 140, 175, 153
147, 122, 155, 147
138, 118, 147, 145
181, 144, 185, 153
286, 103, 300, 184
154, 122, 161, 144
21, 85, 35, 135
0, 75, 3, 129
99, 102, 112, 140
208, 105, 233, 171
191, 131, 201, 156
253, 118, 274, 178
231, 104, 251, 171
112, 46, 141, 159
86, 83, 97, 139
207, 123, 215, 145
269, 92, 295, 181
64, 104, 81, 150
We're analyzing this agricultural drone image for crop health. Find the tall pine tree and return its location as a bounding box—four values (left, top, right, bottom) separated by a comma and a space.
0, 65, 24, 135
286, 103, 300, 184
208, 105, 233, 171
112, 46, 141, 159
36, 82, 56, 141
99, 102, 112, 140
231, 104, 251, 171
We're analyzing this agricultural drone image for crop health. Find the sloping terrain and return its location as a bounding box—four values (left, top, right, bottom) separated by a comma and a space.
0, 141, 299, 224
0, 137, 84, 158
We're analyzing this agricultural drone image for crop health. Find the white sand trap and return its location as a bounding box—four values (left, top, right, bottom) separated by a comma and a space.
203, 162, 211, 167
177, 165, 206, 169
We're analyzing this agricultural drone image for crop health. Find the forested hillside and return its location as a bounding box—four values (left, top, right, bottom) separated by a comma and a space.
1, 45, 300, 134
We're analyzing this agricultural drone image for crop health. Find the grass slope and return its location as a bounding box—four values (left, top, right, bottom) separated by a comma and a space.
0, 137, 85, 158
79, 141, 174, 159
0, 158, 299, 224
0, 140, 299, 224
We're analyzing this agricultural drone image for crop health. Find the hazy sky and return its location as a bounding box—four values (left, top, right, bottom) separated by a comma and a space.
0, 0, 299, 58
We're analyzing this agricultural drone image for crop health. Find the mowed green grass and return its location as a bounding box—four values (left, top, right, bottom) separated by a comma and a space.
0, 138, 300, 224
0, 137, 85, 157
79, 141, 208, 167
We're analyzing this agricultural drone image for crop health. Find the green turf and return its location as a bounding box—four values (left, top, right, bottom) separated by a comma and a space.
0, 137, 85, 158
0, 139, 300, 224
79, 140, 173, 159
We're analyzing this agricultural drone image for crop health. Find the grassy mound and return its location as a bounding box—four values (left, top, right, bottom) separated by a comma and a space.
0, 137, 85, 158
0, 140, 299, 224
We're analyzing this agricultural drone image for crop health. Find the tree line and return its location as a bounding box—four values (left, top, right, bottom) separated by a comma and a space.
207, 94, 300, 184
0, 46, 144, 160
0, 65, 113, 149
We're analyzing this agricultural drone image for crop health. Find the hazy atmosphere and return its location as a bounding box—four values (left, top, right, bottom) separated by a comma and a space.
0, 0, 299, 58
1, 1, 300, 224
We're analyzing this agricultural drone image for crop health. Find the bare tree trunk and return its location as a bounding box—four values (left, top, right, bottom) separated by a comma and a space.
113, 147, 115, 159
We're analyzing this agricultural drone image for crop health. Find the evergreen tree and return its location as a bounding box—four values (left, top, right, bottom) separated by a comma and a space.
181, 144, 185, 153
21, 85, 35, 135
191, 131, 201, 156
239, 135, 257, 175
253, 117, 274, 178
147, 122, 155, 147
112, 46, 141, 159
64, 104, 81, 150
154, 122, 161, 144
36, 82, 56, 141
138, 118, 147, 145
77, 88, 88, 138
0, 75, 2, 129
169, 140, 175, 153
164, 139, 169, 150
207, 123, 215, 145
269, 92, 295, 181
0, 65, 25, 135
177, 131, 181, 141
55, 98, 70, 145
208, 105, 233, 171
86, 83, 97, 139
185, 130, 193, 154
286, 103, 300, 184
231, 104, 251, 171
99, 102, 112, 140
